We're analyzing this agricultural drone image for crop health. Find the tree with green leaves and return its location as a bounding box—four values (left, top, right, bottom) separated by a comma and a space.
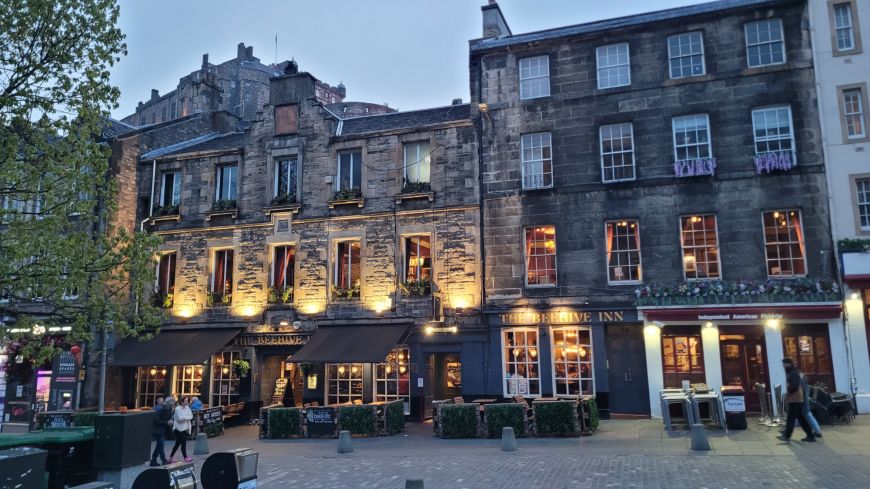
1, 0, 162, 405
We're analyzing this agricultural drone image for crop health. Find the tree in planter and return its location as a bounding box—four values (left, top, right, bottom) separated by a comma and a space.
0, 0, 163, 405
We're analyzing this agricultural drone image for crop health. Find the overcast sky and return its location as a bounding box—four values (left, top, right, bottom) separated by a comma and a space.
111, 0, 707, 119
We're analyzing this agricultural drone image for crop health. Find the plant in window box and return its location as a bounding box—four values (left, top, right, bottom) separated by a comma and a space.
400, 279, 431, 297
211, 199, 237, 211
838, 238, 870, 252
270, 193, 296, 206
753, 151, 796, 175
151, 292, 174, 308
402, 180, 431, 194
331, 284, 360, 299
231, 359, 250, 378
152, 204, 179, 216
207, 291, 232, 307
333, 187, 362, 201
268, 286, 294, 304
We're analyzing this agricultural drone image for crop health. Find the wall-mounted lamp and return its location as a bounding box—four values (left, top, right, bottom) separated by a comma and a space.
851, 292, 860, 300
704, 321, 714, 329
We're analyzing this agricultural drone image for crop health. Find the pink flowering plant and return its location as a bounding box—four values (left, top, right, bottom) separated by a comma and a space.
754, 151, 796, 175
635, 278, 840, 306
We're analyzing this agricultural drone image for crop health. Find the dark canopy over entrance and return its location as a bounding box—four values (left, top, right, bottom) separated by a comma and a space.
111, 328, 242, 366
289, 324, 408, 363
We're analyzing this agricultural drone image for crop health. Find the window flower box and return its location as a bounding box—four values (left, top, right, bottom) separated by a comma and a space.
396, 181, 435, 204
329, 188, 364, 209
754, 151, 796, 175
151, 292, 174, 309
331, 285, 360, 300
674, 158, 716, 178
635, 278, 841, 306
400, 280, 432, 298
838, 238, 870, 252
207, 291, 233, 306
267, 286, 294, 305
206, 199, 238, 220
152, 204, 179, 217
270, 193, 296, 206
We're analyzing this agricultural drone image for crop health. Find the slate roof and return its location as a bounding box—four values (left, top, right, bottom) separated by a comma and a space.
101, 118, 139, 139
338, 104, 471, 136
140, 132, 244, 160
470, 0, 778, 52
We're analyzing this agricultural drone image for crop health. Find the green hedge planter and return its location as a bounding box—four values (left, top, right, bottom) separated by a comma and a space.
534, 401, 579, 437
266, 408, 301, 439
204, 420, 225, 438
484, 403, 526, 438
339, 405, 377, 436
72, 411, 98, 427
439, 404, 480, 438
385, 400, 405, 435
587, 398, 599, 432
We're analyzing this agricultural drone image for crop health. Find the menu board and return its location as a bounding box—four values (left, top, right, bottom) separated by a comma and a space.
305, 407, 337, 437
272, 378, 288, 405
200, 407, 224, 435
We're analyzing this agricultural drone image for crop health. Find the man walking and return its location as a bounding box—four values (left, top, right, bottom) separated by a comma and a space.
777, 358, 816, 443
150, 396, 175, 466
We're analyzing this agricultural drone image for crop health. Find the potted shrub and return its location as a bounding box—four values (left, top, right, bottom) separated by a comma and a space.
231, 359, 250, 378
207, 292, 232, 306
268, 286, 293, 304
331, 284, 360, 299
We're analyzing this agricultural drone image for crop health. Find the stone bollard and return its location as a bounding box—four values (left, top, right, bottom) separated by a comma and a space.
405, 479, 424, 489
690, 424, 711, 451
193, 432, 209, 455
501, 426, 518, 452
337, 430, 354, 454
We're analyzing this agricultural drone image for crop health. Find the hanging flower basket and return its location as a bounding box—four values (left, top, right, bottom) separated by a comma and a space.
231, 359, 250, 378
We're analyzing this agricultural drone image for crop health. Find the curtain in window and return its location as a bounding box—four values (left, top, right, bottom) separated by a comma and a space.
605, 223, 614, 264
274, 248, 287, 289
790, 211, 805, 258
213, 253, 224, 293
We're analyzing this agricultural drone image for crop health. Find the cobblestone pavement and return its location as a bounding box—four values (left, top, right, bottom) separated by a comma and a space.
146, 417, 870, 488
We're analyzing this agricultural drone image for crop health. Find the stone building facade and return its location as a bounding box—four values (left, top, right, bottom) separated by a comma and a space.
472, 0, 843, 418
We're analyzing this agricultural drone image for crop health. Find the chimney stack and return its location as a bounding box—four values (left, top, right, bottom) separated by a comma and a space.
245, 46, 253, 59
482, 1, 512, 39
237, 42, 246, 59
202, 53, 209, 70
337, 82, 347, 99
151, 89, 159, 101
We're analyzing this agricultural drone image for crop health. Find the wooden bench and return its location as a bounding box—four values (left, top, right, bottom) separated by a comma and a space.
223, 402, 246, 424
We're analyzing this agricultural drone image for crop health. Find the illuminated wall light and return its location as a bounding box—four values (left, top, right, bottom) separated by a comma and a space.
239, 305, 259, 317
176, 305, 195, 318
303, 303, 323, 315
450, 326, 458, 334
704, 321, 714, 329
425, 326, 435, 335
851, 292, 859, 300
765, 319, 781, 330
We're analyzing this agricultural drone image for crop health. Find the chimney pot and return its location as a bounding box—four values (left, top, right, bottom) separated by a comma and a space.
237, 43, 246, 59
202, 53, 209, 70
482, 1, 512, 39
151, 89, 159, 100
452, 98, 463, 105
245, 46, 253, 59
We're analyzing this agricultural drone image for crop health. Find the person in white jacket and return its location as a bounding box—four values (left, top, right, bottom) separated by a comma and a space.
169, 396, 194, 462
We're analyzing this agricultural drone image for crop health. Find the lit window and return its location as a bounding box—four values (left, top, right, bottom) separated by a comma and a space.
672, 114, 712, 163
273, 158, 298, 202
519, 55, 550, 100
502, 329, 541, 397
404, 142, 431, 187
745, 19, 785, 67
404, 236, 432, 285
605, 220, 642, 283
680, 215, 721, 280
337, 151, 362, 192
136, 366, 167, 408
843, 88, 866, 139
668, 32, 705, 79
155, 253, 176, 306
762, 210, 806, 277
375, 347, 411, 414
551, 327, 594, 397
210, 249, 234, 303
833, 3, 856, 52
662, 331, 704, 388
215, 165, 238, 202
856, 179, 870, 230
599, 123, 635, 182
211, 351, 241, 406
333, 240, 361, 297
174, 364, 204, 399
524, 226, 556, 287
327, 363, 363, 405
271, 245, 295, 303
596, 43, 630, 89
521, 132, 553, 190
159, 171, 181, 209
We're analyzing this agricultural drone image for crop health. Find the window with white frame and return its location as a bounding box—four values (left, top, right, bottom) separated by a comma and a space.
856, 179, 870, 230
596, 43, 630, 89
160, 171, 181, 208
174, 364, 204, 399
762, 210, 806, 277
672, 114, 712, 162
337, 150, 362, 192
668, 32, 705, 79
833, 3, 856, 51
273, 158, 298, 202
136, 366, 167, 408
519, 55, 550, 100
333, 240, 361, 297
375, 347, 411, 414
521, 132, 553, 189
502, 328, 541, 397
271, 245, 295, 303
327, 363, 363, 405
215, 164, 238, 202
524, 226, 556, 287
211, 351, 240, 406
752, 106, 795, 155
210, 249, 234, 303
551, 327, 594, 396
745, 19, 785, 67
680, 215, 721, 280
600, 123, 635, 182
404, 142, 431, 186
605, 220, 642, 283
843, 88, 866, 139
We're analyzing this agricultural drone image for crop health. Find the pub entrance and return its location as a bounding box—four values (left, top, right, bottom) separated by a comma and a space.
606, 325, 650, 416
719, 326, 770, 412
261, 355, 303, 406
423, 352, 462, 419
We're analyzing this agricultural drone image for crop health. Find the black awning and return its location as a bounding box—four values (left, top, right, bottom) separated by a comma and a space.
111, 328, 241, 366
289, 324, 408, 363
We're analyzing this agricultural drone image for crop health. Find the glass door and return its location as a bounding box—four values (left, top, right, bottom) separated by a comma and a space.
719, 327, 769, 412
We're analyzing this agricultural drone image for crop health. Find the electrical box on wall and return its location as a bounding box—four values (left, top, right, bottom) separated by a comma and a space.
324, 175, 334, 184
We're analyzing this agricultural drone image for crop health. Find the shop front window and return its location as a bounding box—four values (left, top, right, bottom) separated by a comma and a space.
174, 364, 204, 399
137, 366, 168, 408
783, 326, 834, 390
327, 363, 363, 405
502, 328, 541, 397
551, 327, 594, 396
212, 351, 241, 407
375, 347, 411, 414
661, 328, 705, 387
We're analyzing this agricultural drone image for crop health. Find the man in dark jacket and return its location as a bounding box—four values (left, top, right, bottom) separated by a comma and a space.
777, 358, 815, 442
150, 396, 175, 466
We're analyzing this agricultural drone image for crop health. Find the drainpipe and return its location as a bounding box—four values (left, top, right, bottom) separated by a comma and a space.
140, 159, 157, 232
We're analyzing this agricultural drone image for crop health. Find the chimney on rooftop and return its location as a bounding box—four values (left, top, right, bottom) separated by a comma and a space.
482, 0, 512, 39
452, 98, 463, 105
237, 42, 246, 59
245, 46, 253, 59
202, 53, 209, 70
151, 89, 159, 101
284, 60, 299, 75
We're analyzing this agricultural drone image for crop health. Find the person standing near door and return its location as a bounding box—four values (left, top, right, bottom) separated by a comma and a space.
776, 358, 816, 443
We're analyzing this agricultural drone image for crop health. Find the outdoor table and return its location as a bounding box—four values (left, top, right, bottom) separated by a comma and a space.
691, 392, 725, 429
660, 392, 694, 431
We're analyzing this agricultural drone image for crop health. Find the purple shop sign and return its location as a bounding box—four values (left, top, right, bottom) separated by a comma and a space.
674, 158, 717, 177
754, 151, 796, 175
